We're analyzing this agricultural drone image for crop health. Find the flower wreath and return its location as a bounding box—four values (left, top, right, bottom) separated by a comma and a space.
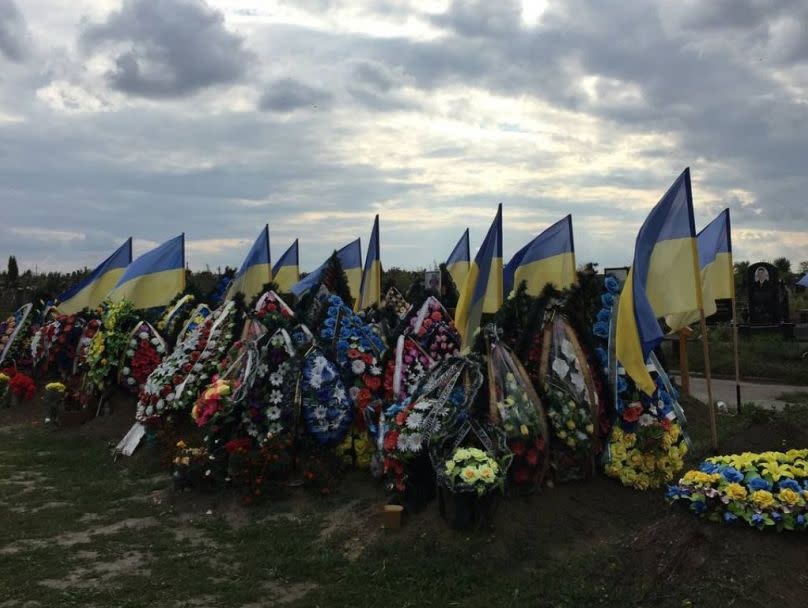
85, 300, 139, 393
300, 346, 353, 445
118, 321, 167, 394
175, 303, 212, 345
0, 303, 33, 366
253, 290, 295, 333
595, 275, 690, 490
157, 294, 196, 345
73, 314, 102, 374
668, 449, 808, 531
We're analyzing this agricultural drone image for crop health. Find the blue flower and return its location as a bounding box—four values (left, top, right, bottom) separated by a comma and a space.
593, 321, 609, 339
596, 309, 611, 323
328, 295, 342, 305
779, 479, 800, 492
665, 485, 683, 499
797, 515, 806, 527
595, 347, 608, 368
721, 467, 744, 483
320, 328, 335, 340
772, 511, 782, 522
605, 275, 620, 294
691, 500, 707, 514
748, 477, 771, 491
601, 293, 615, 308
323, 317, 336, 328
751, 513, 765, 526
616, 375, 628, 395
723, 511, 738, 523
700, 461, 720, 474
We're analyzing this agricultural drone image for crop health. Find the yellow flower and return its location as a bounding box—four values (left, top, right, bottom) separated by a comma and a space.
612, 427, 624, 442
565, 438, 576, 449
634, 473, 650, 491
751, 490, 775, 509
478, 465, 497, 483
585, 423, 594, 435
176, 440, 187, 449
760, 461, 793, 481
445, 460, 456, 475
454, 448, 471, 461
460, 466, 479, 483
45, 382, 66, 393
611, 443, 627, 462
520, 424, 529, 437
791, 461, 808, 478
558, 430, 567, 439
724, 483, 747, 501
642, 455, 656, 473
778, 488, 801, 506
622, 433, 636, 448
0, 373, 9, 383
682, 470, 718, 486
619, 468, 637, 486
566, 419, 576, 430
628, 450, 644, 469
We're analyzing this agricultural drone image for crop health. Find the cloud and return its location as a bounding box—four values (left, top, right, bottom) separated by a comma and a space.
258, 78, 332, 112
0, 0, 29, 62
80, 0, 251, 98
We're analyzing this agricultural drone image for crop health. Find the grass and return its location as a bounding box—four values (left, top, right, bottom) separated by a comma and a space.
663, 326, 807, 385
2, 400, 808, 607
776, 391, 808, 405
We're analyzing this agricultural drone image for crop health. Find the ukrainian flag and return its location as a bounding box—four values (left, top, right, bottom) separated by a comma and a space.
272, 239, 300, 293
358, 215, 381, 310
504, 215, 576, 296
57, 239, 132, 314
108, 234, 186, 310
226, 225, 271, 301
666, 209, 734, 332
616, 169, 702, 395
455, 204, 503, 349
446, 228, 470, 291
290, 239, 363, 303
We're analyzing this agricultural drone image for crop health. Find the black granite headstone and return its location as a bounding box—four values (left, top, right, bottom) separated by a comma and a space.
747, 262, 781, 325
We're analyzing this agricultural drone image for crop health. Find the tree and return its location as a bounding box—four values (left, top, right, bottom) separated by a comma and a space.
733, 260, 749, 292
773, 256, 792, 280
7, 255, 18, 284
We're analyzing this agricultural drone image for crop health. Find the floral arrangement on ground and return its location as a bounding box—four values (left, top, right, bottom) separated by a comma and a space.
667, 449, 808, 531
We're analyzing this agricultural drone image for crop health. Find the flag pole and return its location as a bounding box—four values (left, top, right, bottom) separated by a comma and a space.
731, 297, 742, 413
698, 311, 719, 452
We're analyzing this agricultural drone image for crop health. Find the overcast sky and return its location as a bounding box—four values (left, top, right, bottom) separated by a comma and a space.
1, 0, 807, 274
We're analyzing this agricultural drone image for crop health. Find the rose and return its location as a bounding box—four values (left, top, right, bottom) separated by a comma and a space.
778, 488, 801, 506
750, 490, 775, 509
724, 483, 747, 501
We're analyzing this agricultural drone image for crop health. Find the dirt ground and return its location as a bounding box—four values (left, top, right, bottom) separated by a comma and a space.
1, 389, 808, 607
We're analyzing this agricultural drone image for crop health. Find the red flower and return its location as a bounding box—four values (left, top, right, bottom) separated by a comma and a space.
363, 375, 381, 391
361, 353, 373, 365
661, 418, 672, 431
430, 311, 442, 321
356, 388, 372, 408
394, 410, 407, 426
510, 439, 525, 456
383, 431, 399, 452
224, 437, 252, 454
526, 448, 539, 466
623, 404, 644, 423
347, 349, 362, 359
514, 467, 531, 485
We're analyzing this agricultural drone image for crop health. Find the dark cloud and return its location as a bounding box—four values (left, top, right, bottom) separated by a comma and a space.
0, 0, 28, 62
81, 0, 251, 98
259, 78, 332, 112
430, 0, 522, 38
347, 60, 419, 111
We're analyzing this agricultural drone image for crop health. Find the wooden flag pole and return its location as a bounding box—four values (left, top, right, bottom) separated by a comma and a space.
677, 328, 690, 396
731, 297, 742, 413
698, 310, 719, 452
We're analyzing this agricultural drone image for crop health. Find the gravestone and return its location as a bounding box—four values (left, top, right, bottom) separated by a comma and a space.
747, 262, 781, 325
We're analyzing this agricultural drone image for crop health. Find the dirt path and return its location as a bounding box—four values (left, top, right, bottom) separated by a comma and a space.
684, 376, 806, 411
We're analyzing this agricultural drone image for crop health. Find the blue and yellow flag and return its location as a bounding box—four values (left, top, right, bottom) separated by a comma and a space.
799, 273, 808, 288
57, 238, 132, 314
616, 169, 702, 395
504, 215, 576, 296
108, 234, 186, 310
290, 239, 362, 302
226, 225, 271, 301
272, 239, 300, 293
358, 215, 381, 310
446, 228, 470, 291
455, 204, 503, 349
667, 209, 734, 332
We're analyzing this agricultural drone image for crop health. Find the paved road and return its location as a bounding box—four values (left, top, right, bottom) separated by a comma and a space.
682, 376, 807, 411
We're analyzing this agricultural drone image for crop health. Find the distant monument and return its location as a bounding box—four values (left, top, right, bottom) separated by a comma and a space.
747, 262, 780, 325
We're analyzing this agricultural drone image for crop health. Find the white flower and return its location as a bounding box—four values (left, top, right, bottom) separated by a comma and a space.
127, 377, 136, 385
267, 422, 283, 435
269, 390, 283, 405
309, 372, 323, 390
638, 413, 655, 427
312, 405, 328, 420
266, 405, 282, 420
156, 399, 164, 411
333, 385, 346, 403
405, 432, 423, 451
165, 393, 175, 401
122, 367, 131, 375
130, 339, 138, 347
151, 338, 160, 346
369, 364, 382, 376
156, 345, 165, 354
351, 359, 366, 374
126, 349, 135, 358
145, 405, 154, 416
396, 434, 410, 451
139, 332, 149, 340
269, 371, 283, 386
551, 357, 570, 380
349, 386, 360, 399
405, 412, 424, 429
